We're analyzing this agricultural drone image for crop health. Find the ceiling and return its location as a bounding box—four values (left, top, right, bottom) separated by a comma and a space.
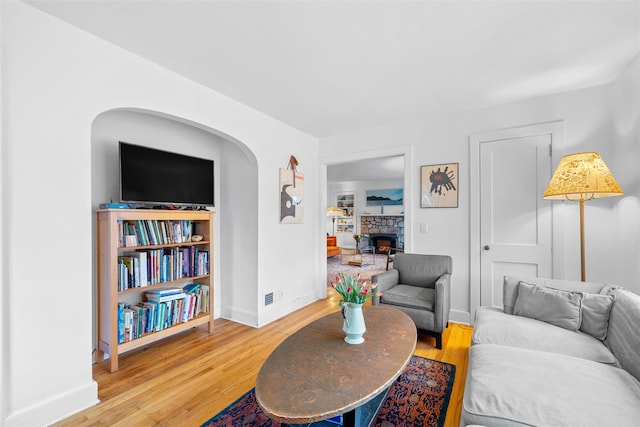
327, 155, 404, 183
27, 0, 640, 140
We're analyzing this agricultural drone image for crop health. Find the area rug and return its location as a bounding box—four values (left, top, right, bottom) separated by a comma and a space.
326, 253, 387, 285
201, 355, 456, 427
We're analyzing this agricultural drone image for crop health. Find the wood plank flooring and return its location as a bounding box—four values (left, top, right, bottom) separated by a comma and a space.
55, 290, 472, 427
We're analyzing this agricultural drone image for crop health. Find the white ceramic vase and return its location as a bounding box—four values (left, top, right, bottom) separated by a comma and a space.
342, 302, 366, 344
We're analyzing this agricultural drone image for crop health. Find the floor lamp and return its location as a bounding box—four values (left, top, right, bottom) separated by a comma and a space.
326, 206, 345, 236
543, 152, 623, 281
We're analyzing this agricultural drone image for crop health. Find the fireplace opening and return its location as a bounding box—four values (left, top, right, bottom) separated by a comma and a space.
368, 233, 399, 253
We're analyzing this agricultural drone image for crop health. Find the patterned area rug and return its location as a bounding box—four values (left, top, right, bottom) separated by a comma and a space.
201, 355, 456, 427
326, 253, 388, 285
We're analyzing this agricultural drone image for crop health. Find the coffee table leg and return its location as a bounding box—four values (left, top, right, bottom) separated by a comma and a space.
282, 385, 391, 426
342, 409, 356, 426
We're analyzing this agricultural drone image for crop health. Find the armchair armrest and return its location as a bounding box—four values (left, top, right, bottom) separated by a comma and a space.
370, 269, 399, 305
434, 273, 452, 331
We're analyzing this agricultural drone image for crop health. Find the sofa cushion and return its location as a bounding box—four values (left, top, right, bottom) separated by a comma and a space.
503, 275, 605, 315
514, 281, 582, 331
472, 307, 619, 365
606, 288, 640, 383
380, 285, 434, 311
580, 292, 615, 340
462, 344, 640, 427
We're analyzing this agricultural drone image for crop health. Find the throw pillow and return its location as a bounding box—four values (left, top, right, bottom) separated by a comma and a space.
580, 293, 615, 340
514, 281, 582, 331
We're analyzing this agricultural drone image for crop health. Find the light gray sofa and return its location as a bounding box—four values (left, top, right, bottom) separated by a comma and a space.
461, 276, 640, 427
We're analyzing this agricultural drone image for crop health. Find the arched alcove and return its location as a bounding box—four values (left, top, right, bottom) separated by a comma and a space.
90, 108, 259, 355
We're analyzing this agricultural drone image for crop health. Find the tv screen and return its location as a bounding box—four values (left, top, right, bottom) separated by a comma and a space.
119, 141, 214, 207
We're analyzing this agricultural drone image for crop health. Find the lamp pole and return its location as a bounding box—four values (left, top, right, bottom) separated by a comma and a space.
579, 199, 586, 282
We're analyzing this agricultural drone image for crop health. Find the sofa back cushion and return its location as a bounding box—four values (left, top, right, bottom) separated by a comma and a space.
580, 293, 615, 340
514, 281, 582, 331
327, 236, 337, 246
393, 253, 452, 288
503, 276, 605, 315
605, 288, 640, 382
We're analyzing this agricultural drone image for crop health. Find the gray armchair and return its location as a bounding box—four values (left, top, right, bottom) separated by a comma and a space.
372, 253, 452, 349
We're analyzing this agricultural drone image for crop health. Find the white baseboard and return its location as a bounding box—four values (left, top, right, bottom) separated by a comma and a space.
221, 294, 321, 329
449, 309, 471, 325
219, 306, 259, 327
4, 380, 98, 427
258, 294, 320, 327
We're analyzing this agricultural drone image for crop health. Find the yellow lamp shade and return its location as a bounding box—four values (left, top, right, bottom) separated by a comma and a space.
543, 152, 623, 201
326, 206, 345, 217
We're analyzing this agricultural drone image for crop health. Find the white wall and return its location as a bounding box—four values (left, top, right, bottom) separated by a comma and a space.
320, 67, 640, 322
1, 2, 318, 425
219, 140, 259, 324
612, 55, 640, 294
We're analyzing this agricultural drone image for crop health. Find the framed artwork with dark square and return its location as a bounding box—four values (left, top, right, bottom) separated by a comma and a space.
421, 163, 458, 208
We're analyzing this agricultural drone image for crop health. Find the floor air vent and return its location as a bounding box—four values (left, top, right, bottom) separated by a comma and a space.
264, 292, 274, 306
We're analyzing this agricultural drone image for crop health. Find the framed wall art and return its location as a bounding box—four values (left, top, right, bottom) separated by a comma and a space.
279, 167, 304, 223
421, 163, 458, 208
365, 188, 403, 206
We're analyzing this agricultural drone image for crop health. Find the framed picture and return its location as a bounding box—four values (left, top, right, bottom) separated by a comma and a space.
279, 168, 304, 223
366, 188, 403, 206
421, 163, 458, 208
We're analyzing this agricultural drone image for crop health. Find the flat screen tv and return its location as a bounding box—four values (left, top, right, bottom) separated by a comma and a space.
119, 141, 214, 207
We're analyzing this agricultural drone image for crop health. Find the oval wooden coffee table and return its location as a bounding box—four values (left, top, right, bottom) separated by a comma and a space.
256, 306, 417, 426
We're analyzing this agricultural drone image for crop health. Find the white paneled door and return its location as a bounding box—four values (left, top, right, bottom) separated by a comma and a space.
475, 130, 554, 309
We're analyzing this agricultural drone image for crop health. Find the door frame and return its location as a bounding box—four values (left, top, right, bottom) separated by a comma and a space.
318, 145, 413, 297
469, 121, 566, 317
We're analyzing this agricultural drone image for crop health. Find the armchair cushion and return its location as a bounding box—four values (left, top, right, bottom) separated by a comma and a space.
381, 285, 435, 311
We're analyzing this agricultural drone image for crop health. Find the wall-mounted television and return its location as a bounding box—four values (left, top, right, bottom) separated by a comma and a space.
119, 141, 214, 207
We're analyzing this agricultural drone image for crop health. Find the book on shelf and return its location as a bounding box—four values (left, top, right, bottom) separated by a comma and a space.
136, 219, 149, 246
117, 303, 125, 343
146, 291, 187, 303
117, 219, 197, 248
116, 284, 211, 343
201, 284, 210, 314
123, 308, 134, 342
183, 283, 200, 293
116, 246, 210, 291
146, 287, 183, 296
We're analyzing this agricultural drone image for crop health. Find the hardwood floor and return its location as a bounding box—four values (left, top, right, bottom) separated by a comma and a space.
55, 290, 472, 427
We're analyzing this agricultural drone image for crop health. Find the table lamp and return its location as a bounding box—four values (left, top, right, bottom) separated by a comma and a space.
326, 206, 345, 235
543, 152, 623, 281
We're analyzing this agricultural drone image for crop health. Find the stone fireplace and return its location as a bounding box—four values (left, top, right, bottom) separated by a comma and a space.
360, 215, 404, 250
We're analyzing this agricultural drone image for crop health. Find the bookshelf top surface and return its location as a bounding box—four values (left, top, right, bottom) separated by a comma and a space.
97, 208, 215, 220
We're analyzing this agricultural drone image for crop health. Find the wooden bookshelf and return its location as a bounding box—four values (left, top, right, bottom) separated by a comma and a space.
96, 208, 214, 372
